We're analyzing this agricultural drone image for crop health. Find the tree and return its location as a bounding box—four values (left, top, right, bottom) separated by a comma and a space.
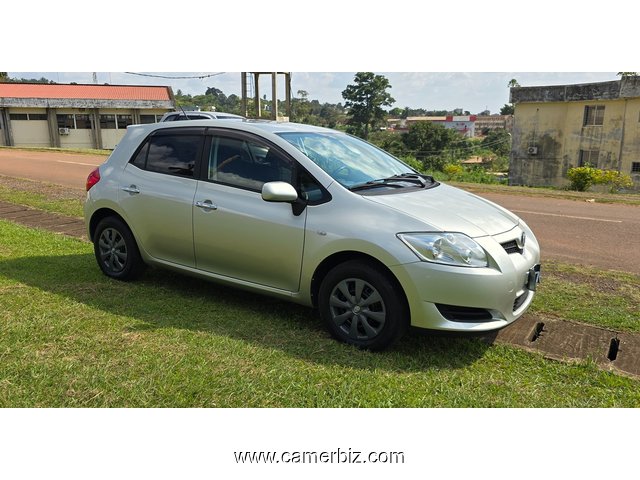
500, 104, 515, 115
0, 72, 8, 82
481, 129, 511, 157
401, 121, 459, 170
502, 78, 520, 115
292, 89, 313, 123
617, 72, 639, 77
342, 72, 395, 140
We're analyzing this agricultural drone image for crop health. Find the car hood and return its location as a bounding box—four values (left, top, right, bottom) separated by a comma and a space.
361, 183, 519, 237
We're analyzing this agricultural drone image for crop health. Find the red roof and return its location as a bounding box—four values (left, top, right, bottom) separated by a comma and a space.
0, 83, 172, 101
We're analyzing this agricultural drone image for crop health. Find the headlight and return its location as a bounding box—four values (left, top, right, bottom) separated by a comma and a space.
397, 232, 488, 267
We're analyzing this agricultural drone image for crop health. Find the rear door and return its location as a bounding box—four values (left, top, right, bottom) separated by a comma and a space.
118, 127, 204, 267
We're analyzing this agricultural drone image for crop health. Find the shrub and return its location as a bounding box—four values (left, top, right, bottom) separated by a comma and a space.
567, 166, 634, 192
567, 166, 600, 191
597, 169, 634, 193
441, 164, 501, 184
443, 164, 463, 177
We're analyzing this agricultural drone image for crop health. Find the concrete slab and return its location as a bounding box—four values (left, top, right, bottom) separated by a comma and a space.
613, 333, 640, 377
532, 318, 614, 364
1, 209, 46, 220
19, 215, 81, 228
483, 314, 640, 379
0, 204, 28, 214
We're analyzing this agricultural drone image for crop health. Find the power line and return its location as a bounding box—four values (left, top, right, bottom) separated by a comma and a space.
123, 72, 225, 80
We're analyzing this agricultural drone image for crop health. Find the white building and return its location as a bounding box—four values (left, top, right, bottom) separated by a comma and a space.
0, 83, 175, 149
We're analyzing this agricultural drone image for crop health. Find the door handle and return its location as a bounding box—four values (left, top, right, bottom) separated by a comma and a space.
195, 200, 218, 211
122, 185, 140, 194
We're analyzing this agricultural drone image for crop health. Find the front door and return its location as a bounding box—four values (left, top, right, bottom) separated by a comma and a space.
193, 133, 305, 292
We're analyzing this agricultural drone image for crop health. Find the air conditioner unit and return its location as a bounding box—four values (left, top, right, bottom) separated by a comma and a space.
58, 127, 70, 135
527, 146, 538, 155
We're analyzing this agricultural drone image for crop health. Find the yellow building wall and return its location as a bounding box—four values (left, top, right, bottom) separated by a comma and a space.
621, 98, 640, 182
512, 98, 639, 189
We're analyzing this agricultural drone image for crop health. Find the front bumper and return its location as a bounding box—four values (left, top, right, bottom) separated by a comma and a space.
390, 226, 541, 332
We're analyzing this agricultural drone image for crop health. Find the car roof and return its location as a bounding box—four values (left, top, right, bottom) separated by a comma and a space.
162, 111, 244, 119
138, 119, 337, 136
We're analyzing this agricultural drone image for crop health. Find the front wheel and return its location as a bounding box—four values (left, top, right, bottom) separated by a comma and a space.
318, 260, 409, 351
93, 216, 145, 281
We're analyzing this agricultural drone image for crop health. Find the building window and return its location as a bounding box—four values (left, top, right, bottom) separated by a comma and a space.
579, 149, 599, 167
10, 113, 48, 121
100, 115, 117, 129
117, 114, 133, 129
583, 105, 605, 126
57, 114, 75, 129
75, 114, 92, 129
140, 114, 160, 124
100, 114, 132, 129
632, 162, 640, 173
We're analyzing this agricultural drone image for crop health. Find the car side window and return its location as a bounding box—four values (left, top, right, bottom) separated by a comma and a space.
298, 169, 328, 204
208, 136, 293, 191
131, 134, 201, 177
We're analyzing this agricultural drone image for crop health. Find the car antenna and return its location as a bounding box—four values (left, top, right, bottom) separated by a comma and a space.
178, 104, 189, 119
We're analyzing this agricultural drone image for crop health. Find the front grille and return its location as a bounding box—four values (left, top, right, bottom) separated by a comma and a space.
501, 239, 523, 255
436, 304, 493, 322
513, 292, 528, 311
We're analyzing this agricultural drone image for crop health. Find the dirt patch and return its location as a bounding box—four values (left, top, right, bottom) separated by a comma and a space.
0, 174, 85, 202
546, 270, 626, 295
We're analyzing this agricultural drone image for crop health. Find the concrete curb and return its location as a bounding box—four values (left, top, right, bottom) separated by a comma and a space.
0, 200, 86, 240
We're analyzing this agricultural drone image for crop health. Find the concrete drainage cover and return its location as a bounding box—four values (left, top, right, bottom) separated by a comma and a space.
484, 314, 640, 379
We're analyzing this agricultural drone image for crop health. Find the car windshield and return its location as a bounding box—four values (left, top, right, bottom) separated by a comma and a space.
277, 131, 418, 189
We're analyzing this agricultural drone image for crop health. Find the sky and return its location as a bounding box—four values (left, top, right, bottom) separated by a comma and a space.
6, 71, 621, 115
5, 3, 634, 116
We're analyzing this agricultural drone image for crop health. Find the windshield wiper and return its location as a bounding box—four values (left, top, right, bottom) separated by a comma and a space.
388, 173, 437, 185
349, 173, 436, 192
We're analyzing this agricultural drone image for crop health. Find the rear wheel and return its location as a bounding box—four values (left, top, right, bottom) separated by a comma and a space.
318, 260, 408, 351
93, 216, 145, 281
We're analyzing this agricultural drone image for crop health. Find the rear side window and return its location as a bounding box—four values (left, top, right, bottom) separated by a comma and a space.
131, 133, 203, 178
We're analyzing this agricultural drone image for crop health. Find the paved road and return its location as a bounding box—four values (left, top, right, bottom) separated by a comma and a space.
480, 193, 640, 274
0, 149, 104, 187
1, 149, 639, 274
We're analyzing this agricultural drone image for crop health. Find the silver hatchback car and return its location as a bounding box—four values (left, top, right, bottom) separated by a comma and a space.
84, 120, 540, 350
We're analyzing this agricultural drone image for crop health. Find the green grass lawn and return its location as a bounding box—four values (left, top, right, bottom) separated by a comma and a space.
1, 220, 639, 407
532, 262, 640, 332
0, 175, 85, 218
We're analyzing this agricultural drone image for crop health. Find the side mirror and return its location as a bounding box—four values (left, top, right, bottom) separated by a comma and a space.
261, 181, 298, 202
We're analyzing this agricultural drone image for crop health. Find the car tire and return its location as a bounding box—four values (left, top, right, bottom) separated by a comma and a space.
318, 260, 409, 351
93, 216, 145, 281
